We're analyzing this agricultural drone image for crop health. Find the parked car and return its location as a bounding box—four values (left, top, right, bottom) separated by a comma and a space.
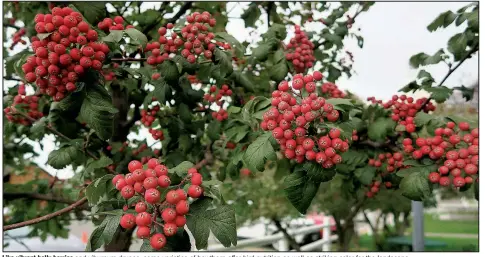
3, 226, 86, 251
236, 214, 336, 250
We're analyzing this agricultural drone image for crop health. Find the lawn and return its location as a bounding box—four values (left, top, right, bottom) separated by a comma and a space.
406, 213, 479, 235
356, 235, 478, 252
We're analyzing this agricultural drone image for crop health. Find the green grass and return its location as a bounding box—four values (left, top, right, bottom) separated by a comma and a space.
356, 235, 478, 252
407, 213, 479, 234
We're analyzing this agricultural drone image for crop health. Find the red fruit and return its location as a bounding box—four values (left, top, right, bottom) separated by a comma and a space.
133, 169, 146, 182
450, 168, 462, 177
136, 226, 151, 239
465, 177, 474, 184
145, 188, 161, 204
412, 150, 423, 159
428, 172, 440, 183
176, 189, 187, 201
166, 190, 180, 204
147, 158, 160, 169
120, 214, 136, 229
121, 185, 135, 199
128, 160, 143, 172
115, 178, 127, 190
150, 233, 166, 250
324, 147, 336, 158
136, 212, 152, 226
458, 122, 470, 131
176, 200, 189, 215
155, 165, 169, 176
158, 175, 171, 188
162, 208, 177, 222
439, 176, 450, 187
191, 173, 203, 186
438, 166, 449, 175
313, 71, 323, 81
328, 128, 341, 139
164, 223, 178, 237
135, 202, 147, 213
143, 177, 158, 189
453, 176, 465, 187
464, 164, 478, 175
112, 174, 124, 186
175, 216, 187, 227
188, 185, 203, 198
405, 123, 416, 133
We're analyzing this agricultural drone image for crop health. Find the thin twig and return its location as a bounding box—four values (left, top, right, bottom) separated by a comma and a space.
4, 76, 22, 82
4, 23, 20, 30
3, 197, 88, 231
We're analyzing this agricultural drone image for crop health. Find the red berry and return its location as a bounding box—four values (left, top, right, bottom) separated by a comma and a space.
135, 202, 147, 213
120, 214, 136, 229
188, 185, 203, 198
175, 216, 187, 227
175, 200, 189, 215
136, 212, 152, 226
191, 173, 203, 186
128, 160, 143, 172
145, 188, 161, 204
150, 233, 166, 250
166, 190, 180, 204
458, 122, 470, 131
162, 208, 177, 222
163, 223, 177, 237
136, 226, 150, 239
121, 185, 135, 199
428, 172, 440, 183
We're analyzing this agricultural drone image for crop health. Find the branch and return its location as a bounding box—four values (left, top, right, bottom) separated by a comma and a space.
3, 197, 88, 231
343, 197, 366, 227
4, 76, 22, 82
266, 2, 274, 26
362, 211, 376, 234
272, 218, 302, 251
143, 2, 193, 37
4, 192, 86, 207
4, 23, 20, 30
419, 42, 479, 111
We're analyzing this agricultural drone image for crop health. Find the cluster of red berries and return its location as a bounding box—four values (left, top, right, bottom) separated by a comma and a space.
402, 122, 479, 188
260, 72, 350, 166
202, 84, 233, 121
367, 95, 436, 133
97, 16, 133, 32
23, 7, 110, 101
10, 27, 27, 50
351, 130, 359, 141
321, 82, 346, 99
187, 75, 200, 84
149, 128, 164, 141
285, 25, 315, 73
365, 181, 393, 198
145, 11, 228, 65
114, 159, 203, 250
4, 84, 43, 125
140, 106, 160, 127
368, 152, 404, 173
131, 143, 149, 158
211, 109, 229, 122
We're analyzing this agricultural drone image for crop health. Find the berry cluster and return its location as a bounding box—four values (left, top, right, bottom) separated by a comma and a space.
403, 122, 479, 188
367, 95, 436, 133
261, 72, 350, 166
211, 109, 229, 122
145, 11, 227, 65
4, 84, 43, 125
149, 128, 164, 141
285, 25, 315, 73
321, 82, 346, 99
97, 16, 133, 32
368, 152, 404, 173
140, 105, 160, 127
24, 7, 109, 101
202, 84, 232, 122
10, 27, 27, 50
114, 159, 203, 250
351, 130, 359, 141
365, 181, 394, 198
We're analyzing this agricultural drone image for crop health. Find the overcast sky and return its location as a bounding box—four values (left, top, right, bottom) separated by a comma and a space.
3, 2, 478, 178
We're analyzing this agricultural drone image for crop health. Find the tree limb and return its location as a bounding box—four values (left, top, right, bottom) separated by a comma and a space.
4, 192, 79, 205
143, 2, 193, 37
272, 218, 301, 251
3, 197, 88, 231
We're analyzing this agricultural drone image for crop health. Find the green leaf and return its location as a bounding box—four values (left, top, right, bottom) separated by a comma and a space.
409, 53, 429, 69
79, 83, 118, 140
296, 162, 336, 183
399, 172, 431, 201
399, 81, 420, 93
186, 198, 237, 250
322, 33, 343, 48
214, 48, 233, 78
367, 118, 396, 142
414, 112, 434, 127
354, 166, 376, 185
269, 60, 288, 82
85, 174, 114, 205
178, 103, 193, 123
169, 161, 194, 177
207, 120, 222, 141
427, 10, 457, 32
273, 49, 286, 63
152, 78, 169, 104
125, 28, 148, 47
242, 132, 276, 172
425, 86, 453, 103
424, 49, 445, 66
325, 98, 354, 111
356, 35, 364, 48
47, 146, 80, 169
241, 3, 261, 28
453, 85, 475, 101
417, 70, 435, 85
30, 117, 47, 135
274, 158, 290, 181
86, 156, 113, 172
283, 170, 320, 214
102, 30, 124, 43
215, 32, 245, 57
448, 32, 468, 61
72, 2, 107, 25
102, 214, 121, 244
85, 219, 107, 251
252, 42, 274, 62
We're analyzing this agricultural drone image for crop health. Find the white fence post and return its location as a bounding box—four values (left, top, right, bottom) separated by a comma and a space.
277, 236, 289, 251
322, 216, 331, 251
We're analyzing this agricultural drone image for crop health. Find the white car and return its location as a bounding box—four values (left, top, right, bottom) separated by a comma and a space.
3, 226, 86, 251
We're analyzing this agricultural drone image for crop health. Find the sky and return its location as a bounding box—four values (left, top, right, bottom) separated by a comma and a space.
2, 2, 479, 179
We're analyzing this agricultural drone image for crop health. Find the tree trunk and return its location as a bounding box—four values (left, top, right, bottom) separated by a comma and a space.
332, 214, 355, 251
104, 229, 134, 251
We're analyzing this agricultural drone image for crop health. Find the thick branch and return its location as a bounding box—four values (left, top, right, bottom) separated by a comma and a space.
266, 2, 274, 26
4, 192, 79, 205
343, 197, 366, 227
272, 218, 301, 251
143, 2, 193, 37
3, 197, 88, 231
362, 211, 376, 234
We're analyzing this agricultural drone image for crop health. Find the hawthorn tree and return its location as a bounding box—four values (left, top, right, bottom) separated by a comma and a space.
2, 1, 478, 253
